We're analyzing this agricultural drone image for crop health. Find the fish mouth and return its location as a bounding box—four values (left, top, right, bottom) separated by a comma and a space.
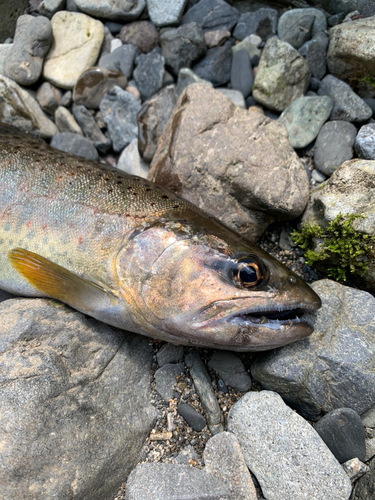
229, 307, 308, 330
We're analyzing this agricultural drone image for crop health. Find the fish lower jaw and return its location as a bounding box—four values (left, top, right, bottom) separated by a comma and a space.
229, 312, 305, 331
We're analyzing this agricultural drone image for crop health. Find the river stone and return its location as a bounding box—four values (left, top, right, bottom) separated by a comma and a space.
98, 44, 138, 80
278, 8, 327, 38
350, 457, 375, 500
0, 298, 157, 500
327, 16, 375, 97
314, 120, 357, 175
157, 343, 184, 367
278, 96, 333, 149
72, 103, 111, 153
137, 84, 177, 162
147, 0, 188, 27
176, 67, 213, 96
54, 106, 83, 135
251, 280, 375, 421
182, 0, 240, 32
0, 74, 58, 139
51, 132, 99, 161
36, 81, 62, 115
230, 49, 253, 99
216, 88, 246, 108
74, 0, 146, 21
298, 39, 327, 80
233, 8, 278, 41
253, 37, 311, 113
228, 391, 352, 500
73, 67, 127, 110
43, 11, 105, 90
204, 432, 257, 500
318, 75, 372, 122
155, 363, 185, 402
355, 123, 375, 160
149, 83, 309, 240
32, 0, 66, 18
116, 138, 150, 178
192, 39, 233, 87
177, 403, 207, 431
133, 48, 165, 101
204, 29, 230, 48
280, 14, 314, 50
232, 36, 261, 61
208, 351, 251, 391
125, 463, 230, 500
119, 20, 159, 54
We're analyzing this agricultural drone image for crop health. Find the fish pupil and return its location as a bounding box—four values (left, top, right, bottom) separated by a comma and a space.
240, 265, 257, 284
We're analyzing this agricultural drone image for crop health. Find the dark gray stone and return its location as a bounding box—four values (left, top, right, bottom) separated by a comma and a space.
233, 8, 278, 41
208, 351, 251, 392
230, 49, 253, 99
98, 44, 138, 80
99, 86, 141, 153
156, 343, 184, 367
178, 403, 207, 431
192, 39, 233, 86
125, 463, 230, 500
314, 120, 357, 175
105, 21, 124, 35
350, 457, 375, 500
133, 48, 165, 101
72, 104, 111, 153
174, 445, 199, 465
36, 81, 62, 115
355, 123, 375, 160
176, 67, 213, 96
309, 77, 320, 92
363, 97, 375, 117
251, 280, 375, 421
278, 8, 327, 38
0, 298, 156, 500
327, 12, 345, 26
311, 30, 329, 52
50, 132, 99, 161
160, 23, 207, 76
318, 74, 373, 122
155, 363, 185, 402
182, 0, 240, 32
280, 14, 314, 50
298, 39, 327, 80
314, 408, 366, 463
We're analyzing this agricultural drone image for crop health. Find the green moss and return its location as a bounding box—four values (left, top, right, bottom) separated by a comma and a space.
360, 76, 375, 88
291, 213, 375, 282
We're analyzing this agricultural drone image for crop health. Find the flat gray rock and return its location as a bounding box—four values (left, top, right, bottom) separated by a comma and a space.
157, 343, 184, 367
193, 39, 233, 87
75, 0, 146, 21
208, 351, 251, 391
147, 0, 187, 27
228, 391, 352, 500
133, 48, 165, 101
72, 103, 111, 153
278, 8, 327, 38
51, 132, 98, 161
155, 362, 185, 402
355, 123, 375, 160
233, 8, 278, 41
182, 0, 240, 32
298, 39, 327, 80
251, 280, 375, 421
0, 298, 156, 500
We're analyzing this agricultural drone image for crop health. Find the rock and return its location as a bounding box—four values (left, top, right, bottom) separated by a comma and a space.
363, 97, 375, 117
125, 463, 230, 500
362, 406, 375, 428
327, 16, 375, 96
0, 43, 13, 76
177, 402, 207, 431
278, 96, 333, 148
36, 82, 62, 115
149, 83, 309, 240
147, 0, 188, 27
51, 132, 99, 161
155, 362, 184, 402
156, 343, 184, 367
119, 21, 159, 54
54, 106, 83, 135
137, 84, 177, 162
176, 67, 213, 96
208, 351, 251, 391
230, 49, 253, 98
232, 36, 261, 61
185, 350, 224, 435
73, 67, 128, 110
74, 0, 146, 21
204, 432, 257, 500
253, 37, 311, 113
192, 39, 232, 86
0, 298, 156, 500
251, 280, 375, 421
99, 86, 141, 153
342, 458, 370, 482
204, 29, 230, 48
133, 48, 165, 101
0, 74, 58, 139
98, 44, 138, 80
280, 14, 314, 50
116, 138, 150, 178
216, 88, 246, 108
182, 0, 240, 32
99, 24, 114, 58
32, 0, 66, 18
228, 391, 352, 500
311, 168, 326, 183
3, 15, 52, 86
160, 23, 206, 76
355, 123, 375, 160
314, 120, 357, 175
318, 75, 372, 122
278, 8, 327, 38
314, 408, 366, 463
350, 457, 375, 500
72, 103, 111, 153
43, 11, 105, 90
60, 90, 72, 107
298, 39, 327, 80
174, 445, 199, 465
233, 8, 278, 41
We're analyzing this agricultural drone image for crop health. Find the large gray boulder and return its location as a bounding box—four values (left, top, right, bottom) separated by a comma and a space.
0, 298, 157, 500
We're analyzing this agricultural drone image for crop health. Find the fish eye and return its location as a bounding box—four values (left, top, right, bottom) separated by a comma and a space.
231, 257, 267, 289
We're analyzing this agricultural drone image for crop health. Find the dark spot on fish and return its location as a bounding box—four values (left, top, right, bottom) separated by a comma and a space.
161, 195, 169, 199
150, 203, 155, 207
127, 186, 132, 190
173, 205, 180, 209
133, 192, 137, 196
108, 189, 113, 193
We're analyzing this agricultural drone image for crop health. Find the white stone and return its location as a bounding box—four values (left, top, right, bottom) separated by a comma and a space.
117, 139, 150, 179
55, 106, 83, 135
147, 0, 188, 27
111, 38, 123, 52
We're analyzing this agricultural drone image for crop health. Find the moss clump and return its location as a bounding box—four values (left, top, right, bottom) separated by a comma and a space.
291, 213, 375, 282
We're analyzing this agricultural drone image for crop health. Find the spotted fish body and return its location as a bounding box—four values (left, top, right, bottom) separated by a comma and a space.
0, 125, 321, 351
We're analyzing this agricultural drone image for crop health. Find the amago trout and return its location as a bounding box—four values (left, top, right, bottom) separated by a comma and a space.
0, 125, 321, 351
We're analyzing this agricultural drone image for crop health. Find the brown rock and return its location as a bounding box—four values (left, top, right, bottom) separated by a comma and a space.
148, 84, 309, 241
119, 20, 159, 54
204, 30, 230, 48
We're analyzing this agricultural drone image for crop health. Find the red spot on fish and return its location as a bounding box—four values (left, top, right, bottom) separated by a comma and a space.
57, 176, 62, 181
78, 236, 83, 245
26, 220, 32, 229
42, 224, 47, 230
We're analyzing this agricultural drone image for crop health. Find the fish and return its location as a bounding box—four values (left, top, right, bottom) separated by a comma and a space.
0, 124, 321, 351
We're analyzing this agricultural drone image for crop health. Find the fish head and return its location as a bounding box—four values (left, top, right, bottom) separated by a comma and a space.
116, 218, 321, 351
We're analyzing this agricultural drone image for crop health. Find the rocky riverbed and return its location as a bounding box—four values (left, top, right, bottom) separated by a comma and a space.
0, 1, 375, 499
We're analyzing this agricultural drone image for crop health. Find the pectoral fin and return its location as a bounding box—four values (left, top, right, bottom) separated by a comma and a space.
8, 248, 118, 313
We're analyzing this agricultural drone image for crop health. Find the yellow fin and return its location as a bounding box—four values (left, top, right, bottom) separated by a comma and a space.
8, 248, 117, 312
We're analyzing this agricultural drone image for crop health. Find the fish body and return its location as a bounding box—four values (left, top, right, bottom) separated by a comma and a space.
0, 125, 321, 351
